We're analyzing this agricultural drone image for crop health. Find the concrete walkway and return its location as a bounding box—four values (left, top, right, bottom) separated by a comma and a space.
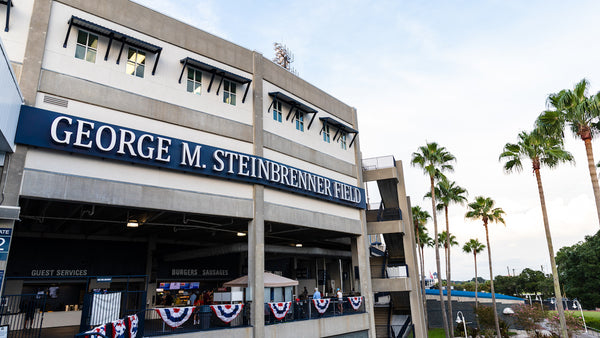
510, 329, 600, 337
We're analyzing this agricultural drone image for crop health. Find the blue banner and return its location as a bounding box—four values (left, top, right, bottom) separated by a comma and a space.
0, 229, 11, 261
16, 106, 366, 209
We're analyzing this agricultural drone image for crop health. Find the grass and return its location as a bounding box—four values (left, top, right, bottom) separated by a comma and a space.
428, 328, 447, 338
549, 310, 600, 330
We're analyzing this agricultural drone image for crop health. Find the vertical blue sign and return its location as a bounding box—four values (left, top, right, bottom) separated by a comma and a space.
0, 229, 10, 261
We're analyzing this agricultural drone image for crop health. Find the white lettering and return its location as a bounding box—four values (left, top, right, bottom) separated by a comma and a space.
156, 137, 171, 162
137, 134, 155, 159
213, 150, 225, 171
117, 129, 137, 156
73, 120, 94, 148
238, 154, 250, 176
96, 125, 117, 152
181, 143, 202, 168
50, 116, 73, 144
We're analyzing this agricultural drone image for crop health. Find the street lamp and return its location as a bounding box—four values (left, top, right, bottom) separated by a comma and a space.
550, 297, 556, 311
535, 294, 543, 310
456, 311, 467, 338
572, 299, 587, 333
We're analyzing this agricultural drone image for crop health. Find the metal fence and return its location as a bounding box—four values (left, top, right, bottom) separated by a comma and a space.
0, 294, 46, 338
143, 305, 250, 337
79, 290, 146, 334
265, 298, 366, 324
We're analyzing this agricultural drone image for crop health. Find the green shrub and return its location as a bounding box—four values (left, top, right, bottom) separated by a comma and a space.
475, 305, 510, 337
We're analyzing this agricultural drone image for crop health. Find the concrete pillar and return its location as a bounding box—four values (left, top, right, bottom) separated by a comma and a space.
396, 163, 427, 336
351, 108, 376, 337
249, 51, 265, 338
20, 0, 52, 105
145, 237, 156, 307
0, 146, 28, 297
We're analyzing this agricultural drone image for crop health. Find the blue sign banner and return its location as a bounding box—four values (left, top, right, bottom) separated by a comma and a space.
0, 229, 11, 261
16, 106, 366, 209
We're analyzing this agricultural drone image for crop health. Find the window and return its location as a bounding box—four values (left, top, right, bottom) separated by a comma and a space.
126, 48, 146, 78
273, 100, 282, 122
295, 112, 304, 132
75, 30, 98, 63
187, 67, 202, 95
223, 80, 236, 105
323, 125, 330, 143
340, 132, 347, 149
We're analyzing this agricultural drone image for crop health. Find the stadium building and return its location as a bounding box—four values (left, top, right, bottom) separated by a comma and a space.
0, 0, 426, 336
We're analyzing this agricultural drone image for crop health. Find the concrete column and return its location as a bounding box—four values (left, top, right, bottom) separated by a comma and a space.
145, 237, 156, 307
20, 0, 52, 105
0, 146, 28, 297
249, 51, 265, 338
396, 164, 427, 336
351, 108, 376, 337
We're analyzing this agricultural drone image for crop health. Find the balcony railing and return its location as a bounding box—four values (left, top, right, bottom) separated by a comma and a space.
265, 298, 365, 324
139, 298, 366, 336
372, 264, 409, 278
362, 156, 396, 171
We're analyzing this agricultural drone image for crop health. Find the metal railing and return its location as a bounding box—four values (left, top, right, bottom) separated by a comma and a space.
265, 298, 365, 324
372, 265, 409, 278
143, 305, 250, 336
362, 156, 396, 170
0, 294, 46, 338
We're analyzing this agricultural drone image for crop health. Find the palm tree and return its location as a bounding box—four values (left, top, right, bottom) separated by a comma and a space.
462, 239, 485, 310
428, 177, 467, 327
417, 231, 434, 329
537, 78, 600, 225
500, 129, 572, 338
412, 205, 431, 324
411, 142, 455, 338
465, 196, 506, 338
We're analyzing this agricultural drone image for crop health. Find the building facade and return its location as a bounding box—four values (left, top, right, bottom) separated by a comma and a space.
0, 0, 425, 337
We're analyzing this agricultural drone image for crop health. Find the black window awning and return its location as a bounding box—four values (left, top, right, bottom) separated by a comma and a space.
319, 117, 358, 148
179, 57, 252, 103
1, 0, 12, 32
268, 92, 318, 130
62, 15, 162, 75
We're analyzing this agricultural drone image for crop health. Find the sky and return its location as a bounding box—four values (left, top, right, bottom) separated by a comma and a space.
134, 0, 600, 281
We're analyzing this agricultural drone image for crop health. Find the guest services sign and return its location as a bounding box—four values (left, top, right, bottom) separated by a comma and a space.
16, 106, 366, 209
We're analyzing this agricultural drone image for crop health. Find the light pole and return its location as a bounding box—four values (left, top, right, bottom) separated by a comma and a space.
550, 297, 556, 311
456, 311, 467, 338
535, 294, 543, 311
572, 299, 587, 333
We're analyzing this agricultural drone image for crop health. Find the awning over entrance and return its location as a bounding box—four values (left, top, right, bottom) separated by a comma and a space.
223, 272, 299, 288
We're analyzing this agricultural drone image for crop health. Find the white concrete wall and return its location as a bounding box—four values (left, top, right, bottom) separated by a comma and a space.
42, 2, 253, 124
0, 0, 34, 63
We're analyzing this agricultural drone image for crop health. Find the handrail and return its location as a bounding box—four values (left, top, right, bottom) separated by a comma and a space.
397, 315, 412, 338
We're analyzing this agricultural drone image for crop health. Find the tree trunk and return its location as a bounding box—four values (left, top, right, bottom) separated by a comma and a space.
431, 176, 450, 337
444, 206, 454, 337
484, 223, 502, 338
534, 168, 568, 338
474, 252, 478, 310
583, 137, 600, 226
420, 245, 429, 328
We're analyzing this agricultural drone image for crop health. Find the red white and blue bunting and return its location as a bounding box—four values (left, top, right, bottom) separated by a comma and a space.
268, 302, 291, 320
347, 296, 363, 311
211, 304, 244, 323
312, 299, 330, 314
111, 319, 126, 338
127, 314, 139, 338
85, 324, 106, 338
155, 307, 195, 328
